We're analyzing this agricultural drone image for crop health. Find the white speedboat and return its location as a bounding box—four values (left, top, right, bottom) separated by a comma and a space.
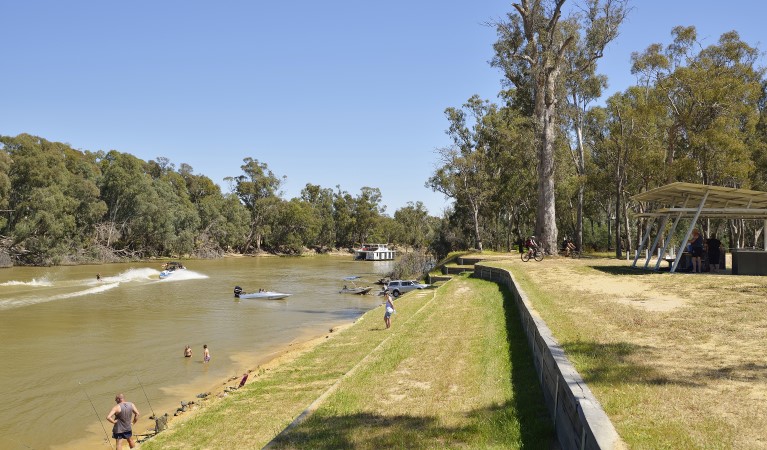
233, 286, 290, 300
159, 261, 185, 279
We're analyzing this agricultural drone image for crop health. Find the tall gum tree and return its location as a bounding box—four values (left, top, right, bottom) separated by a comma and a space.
491, 0, 628, 253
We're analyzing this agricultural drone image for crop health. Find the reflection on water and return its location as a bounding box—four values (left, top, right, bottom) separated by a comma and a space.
0, 256, 393, 449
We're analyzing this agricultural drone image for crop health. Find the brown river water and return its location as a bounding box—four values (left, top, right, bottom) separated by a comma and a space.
0, 256, 393, 449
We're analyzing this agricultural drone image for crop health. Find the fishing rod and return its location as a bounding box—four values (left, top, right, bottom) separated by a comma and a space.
78, 381, 114, 450
135, 374, 157, 419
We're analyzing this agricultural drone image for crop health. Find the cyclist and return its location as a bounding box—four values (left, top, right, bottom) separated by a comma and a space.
525, 235, 539, 259
562, 237, 576, 256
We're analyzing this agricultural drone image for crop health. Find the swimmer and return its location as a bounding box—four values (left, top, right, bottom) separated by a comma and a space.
184, 345, 192, 358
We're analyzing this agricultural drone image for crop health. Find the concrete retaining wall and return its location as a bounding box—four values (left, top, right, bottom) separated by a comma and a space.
474, 264, 622, 450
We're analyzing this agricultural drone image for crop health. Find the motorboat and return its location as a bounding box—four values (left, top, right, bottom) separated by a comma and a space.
339, 286, 373, 295
159, 261, 185, 279
233, 286, 291, 300
339, 276, 372, 295
353, 243, 396, 261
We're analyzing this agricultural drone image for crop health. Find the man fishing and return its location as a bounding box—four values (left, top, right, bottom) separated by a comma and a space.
106, 393, 140, 449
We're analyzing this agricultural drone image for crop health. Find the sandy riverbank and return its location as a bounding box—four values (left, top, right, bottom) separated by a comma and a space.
139, 322, 355, 446
54, 322, 356, 450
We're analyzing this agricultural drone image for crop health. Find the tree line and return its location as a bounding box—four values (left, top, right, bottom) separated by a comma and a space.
428, 1, 767, 257
0, 134, 438, 266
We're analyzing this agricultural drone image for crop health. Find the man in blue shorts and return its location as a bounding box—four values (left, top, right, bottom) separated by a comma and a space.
106, 393, 140, 449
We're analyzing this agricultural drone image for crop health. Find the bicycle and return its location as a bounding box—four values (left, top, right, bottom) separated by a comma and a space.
558, 248, 582, 258
521, 248, 544, 262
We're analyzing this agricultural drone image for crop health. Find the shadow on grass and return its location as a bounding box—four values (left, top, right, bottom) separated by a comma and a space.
270, 403, 555, 450
694, 363, 767, 382
498, 283, 558, 449
591, 265, 665, 276
560, 340, 704, 387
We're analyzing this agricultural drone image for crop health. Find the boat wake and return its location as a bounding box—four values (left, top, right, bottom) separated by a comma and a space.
0, 282, 121, 310
0, 267, 205, 310
0, 278, 53, 287
157, 270, 208, 282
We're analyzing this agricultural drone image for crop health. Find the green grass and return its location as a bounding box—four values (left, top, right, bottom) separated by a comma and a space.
142, 276, 554, 449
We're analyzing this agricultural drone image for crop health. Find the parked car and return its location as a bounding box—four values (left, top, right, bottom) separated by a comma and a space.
386, 280, 430, 297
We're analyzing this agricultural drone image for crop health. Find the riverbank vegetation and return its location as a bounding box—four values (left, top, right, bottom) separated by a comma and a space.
6, 4, 767, 271
428, 7, 767, 259
141, 276, 554, 449
0, 134, 441, 266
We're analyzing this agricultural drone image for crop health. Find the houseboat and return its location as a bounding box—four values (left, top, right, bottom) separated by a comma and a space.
353, 243, 396, 261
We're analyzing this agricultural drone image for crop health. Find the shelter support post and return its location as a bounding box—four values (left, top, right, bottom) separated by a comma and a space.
632, 218, 655, 268
671, 190, 709, 273
644, 215, 669, 269
655, 212, 683, 271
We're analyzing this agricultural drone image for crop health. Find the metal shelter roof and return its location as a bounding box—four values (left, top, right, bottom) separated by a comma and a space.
632, 182, 767, 218
630, 183, 767, 272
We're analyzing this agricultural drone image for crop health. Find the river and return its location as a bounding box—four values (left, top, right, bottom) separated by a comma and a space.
0, 256, 392, 450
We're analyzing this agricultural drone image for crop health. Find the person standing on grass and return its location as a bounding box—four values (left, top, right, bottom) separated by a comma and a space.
383, 290, 395, 329
689, 229, 704, 273
203, 344, 211, 363
707, 234, 722, 272
106, 393, 140, 450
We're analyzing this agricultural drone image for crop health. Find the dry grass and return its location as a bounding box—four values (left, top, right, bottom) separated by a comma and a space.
486, 255, 767, 449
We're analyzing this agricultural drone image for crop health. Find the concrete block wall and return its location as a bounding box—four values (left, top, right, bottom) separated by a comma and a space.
474, 264, 622, 450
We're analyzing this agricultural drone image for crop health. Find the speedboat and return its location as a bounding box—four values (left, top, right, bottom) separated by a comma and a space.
339, 276, 372, 295
233, 286, 291, 300
159, 262, 185, 279
339, 286, 373, 295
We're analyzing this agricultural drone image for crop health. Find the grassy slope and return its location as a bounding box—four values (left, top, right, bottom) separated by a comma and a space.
491, 255, 767, 450
143, 276, 554, 449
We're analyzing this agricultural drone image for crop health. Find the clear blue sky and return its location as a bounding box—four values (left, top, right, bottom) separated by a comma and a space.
2, 1, 765, 215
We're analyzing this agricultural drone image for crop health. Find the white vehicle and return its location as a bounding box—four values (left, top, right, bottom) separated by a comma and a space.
386, 280, 429, 297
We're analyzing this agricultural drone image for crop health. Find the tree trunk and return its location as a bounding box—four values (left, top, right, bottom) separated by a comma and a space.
574, 120, 586, 251
472, 205, 483, 252
615, 177, 623, 259
535, 75, 560, 254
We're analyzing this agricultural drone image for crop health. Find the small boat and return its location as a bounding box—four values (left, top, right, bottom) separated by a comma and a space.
234, 286, 291, 300
159, 261, 185, 279
339, 276, 372, 295
339, 286, 373, 295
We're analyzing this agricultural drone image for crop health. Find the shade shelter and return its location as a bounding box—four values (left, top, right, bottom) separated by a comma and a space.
630, 182, 767, 273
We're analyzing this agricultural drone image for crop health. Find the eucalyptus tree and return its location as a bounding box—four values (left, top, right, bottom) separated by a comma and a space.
1, 135, 105, 263
428, 96, 500, 251
632, 27, 763, 245
631, 27, 762, 186
300, 183, 336, 250
394, 201, 431, 249
332, 186, 355, 248
269, 198, 319, 254
561, 18, 609, 252
482, 99, 537, 251
99, 150, 157, 253
0, 147, 11, 232
491, 0, 629, 253
229, 158, 285, 252
350, 187, 385, 245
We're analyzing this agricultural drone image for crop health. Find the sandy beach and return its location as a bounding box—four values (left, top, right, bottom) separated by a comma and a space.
138, 323, 355, 447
